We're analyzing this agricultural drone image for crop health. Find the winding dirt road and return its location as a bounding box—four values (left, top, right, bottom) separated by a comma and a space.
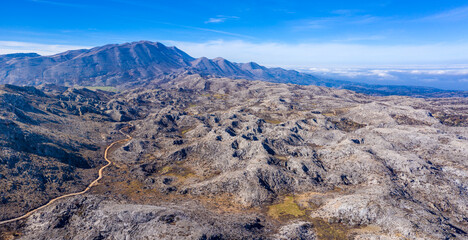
0, 125, 133, 226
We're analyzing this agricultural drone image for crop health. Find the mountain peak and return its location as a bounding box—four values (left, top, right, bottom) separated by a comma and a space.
0, 53, 41, 58
130, 40, 167, 48
243, 62, 262, 70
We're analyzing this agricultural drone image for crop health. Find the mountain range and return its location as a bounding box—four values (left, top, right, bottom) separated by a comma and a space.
1, 40, 466, 97
0, 41, 317, 87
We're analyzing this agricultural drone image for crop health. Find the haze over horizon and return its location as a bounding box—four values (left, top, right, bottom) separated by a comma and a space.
1, 0, 468, 90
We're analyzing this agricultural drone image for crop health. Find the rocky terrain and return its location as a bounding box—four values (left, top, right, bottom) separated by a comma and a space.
0, 83, 138, 222
1, 41, 467, 97
0, 74, 467, 239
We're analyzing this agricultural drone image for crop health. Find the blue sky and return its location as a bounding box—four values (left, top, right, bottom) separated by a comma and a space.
1, 0, 468, 89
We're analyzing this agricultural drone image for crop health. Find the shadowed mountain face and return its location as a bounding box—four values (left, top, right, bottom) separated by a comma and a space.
1, 40, 467, 97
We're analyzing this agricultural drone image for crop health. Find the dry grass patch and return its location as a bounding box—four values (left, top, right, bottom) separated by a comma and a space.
0, 231, 22, 240
212, 93, 228, 99
200, 93, 228, 100
106, 179, 161, 202
275, 155, 288, 161
311, 218, 348, 240
267, 196, 306, 220
330, 118, 366, 132
322, 108, 350, 117
391, 114, 430, 126
179, 127, 195, 136
159, 165, 197, 183
266, 191, 354, 239
307, 143, 323, 149
349, 225, 382, 235
196, 193, 259, 214
433, 112, 468, 127
294, 192, 324, 210
264, 118, 283, 124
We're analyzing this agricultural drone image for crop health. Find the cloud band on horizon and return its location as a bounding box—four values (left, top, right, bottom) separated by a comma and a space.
1, 40, 468, 68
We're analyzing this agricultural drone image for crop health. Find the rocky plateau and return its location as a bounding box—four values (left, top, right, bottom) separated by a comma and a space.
0, 73, 467, 239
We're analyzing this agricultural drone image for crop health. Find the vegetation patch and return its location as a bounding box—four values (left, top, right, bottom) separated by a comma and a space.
159, 165, 196, 183
179, 127, 195, 136
266, 192, 352, 239
0, 231, 22, 240
143, 153, 157, 161
433, 112, 468, 127
274, 155, 288, 161
307, 143, 323, 149
311, 218, 348, 240
294, 192, 324, 210
267, 196, 306, 219
213, 93, 228, 99
349, 225, 382, 238
197, 193, 256, 214
264, 118, 283, 124
200, 93, 228, 100
183, 104, 199, 115
110, 179, 159, 201
322, 108, 349, 117
391, 114, 429, 126
330, 118, 366, 132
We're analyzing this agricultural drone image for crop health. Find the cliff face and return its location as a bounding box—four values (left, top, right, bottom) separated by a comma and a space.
1, 75, 467, 239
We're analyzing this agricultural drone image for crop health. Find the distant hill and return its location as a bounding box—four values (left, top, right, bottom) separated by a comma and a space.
1, 40, 466, 97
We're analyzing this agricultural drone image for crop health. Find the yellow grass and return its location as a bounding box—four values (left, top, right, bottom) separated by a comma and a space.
267, 196, 306, 219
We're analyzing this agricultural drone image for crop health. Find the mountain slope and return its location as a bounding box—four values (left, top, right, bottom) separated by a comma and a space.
0, 41, 195, 87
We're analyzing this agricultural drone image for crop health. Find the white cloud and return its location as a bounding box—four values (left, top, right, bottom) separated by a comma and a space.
164, 40, 468, 67
0, 41, 91, 56
205, 15, 239, 24
409, 69, 468, 75
293, 14, 382, 30
2, 40, 468, 70
419, 6, 468, 22
301, 66, 468, 90
205, 18, 225, 23
30, 0, 90, 8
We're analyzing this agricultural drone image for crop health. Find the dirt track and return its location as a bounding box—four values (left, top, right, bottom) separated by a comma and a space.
0, 125, 133, 226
